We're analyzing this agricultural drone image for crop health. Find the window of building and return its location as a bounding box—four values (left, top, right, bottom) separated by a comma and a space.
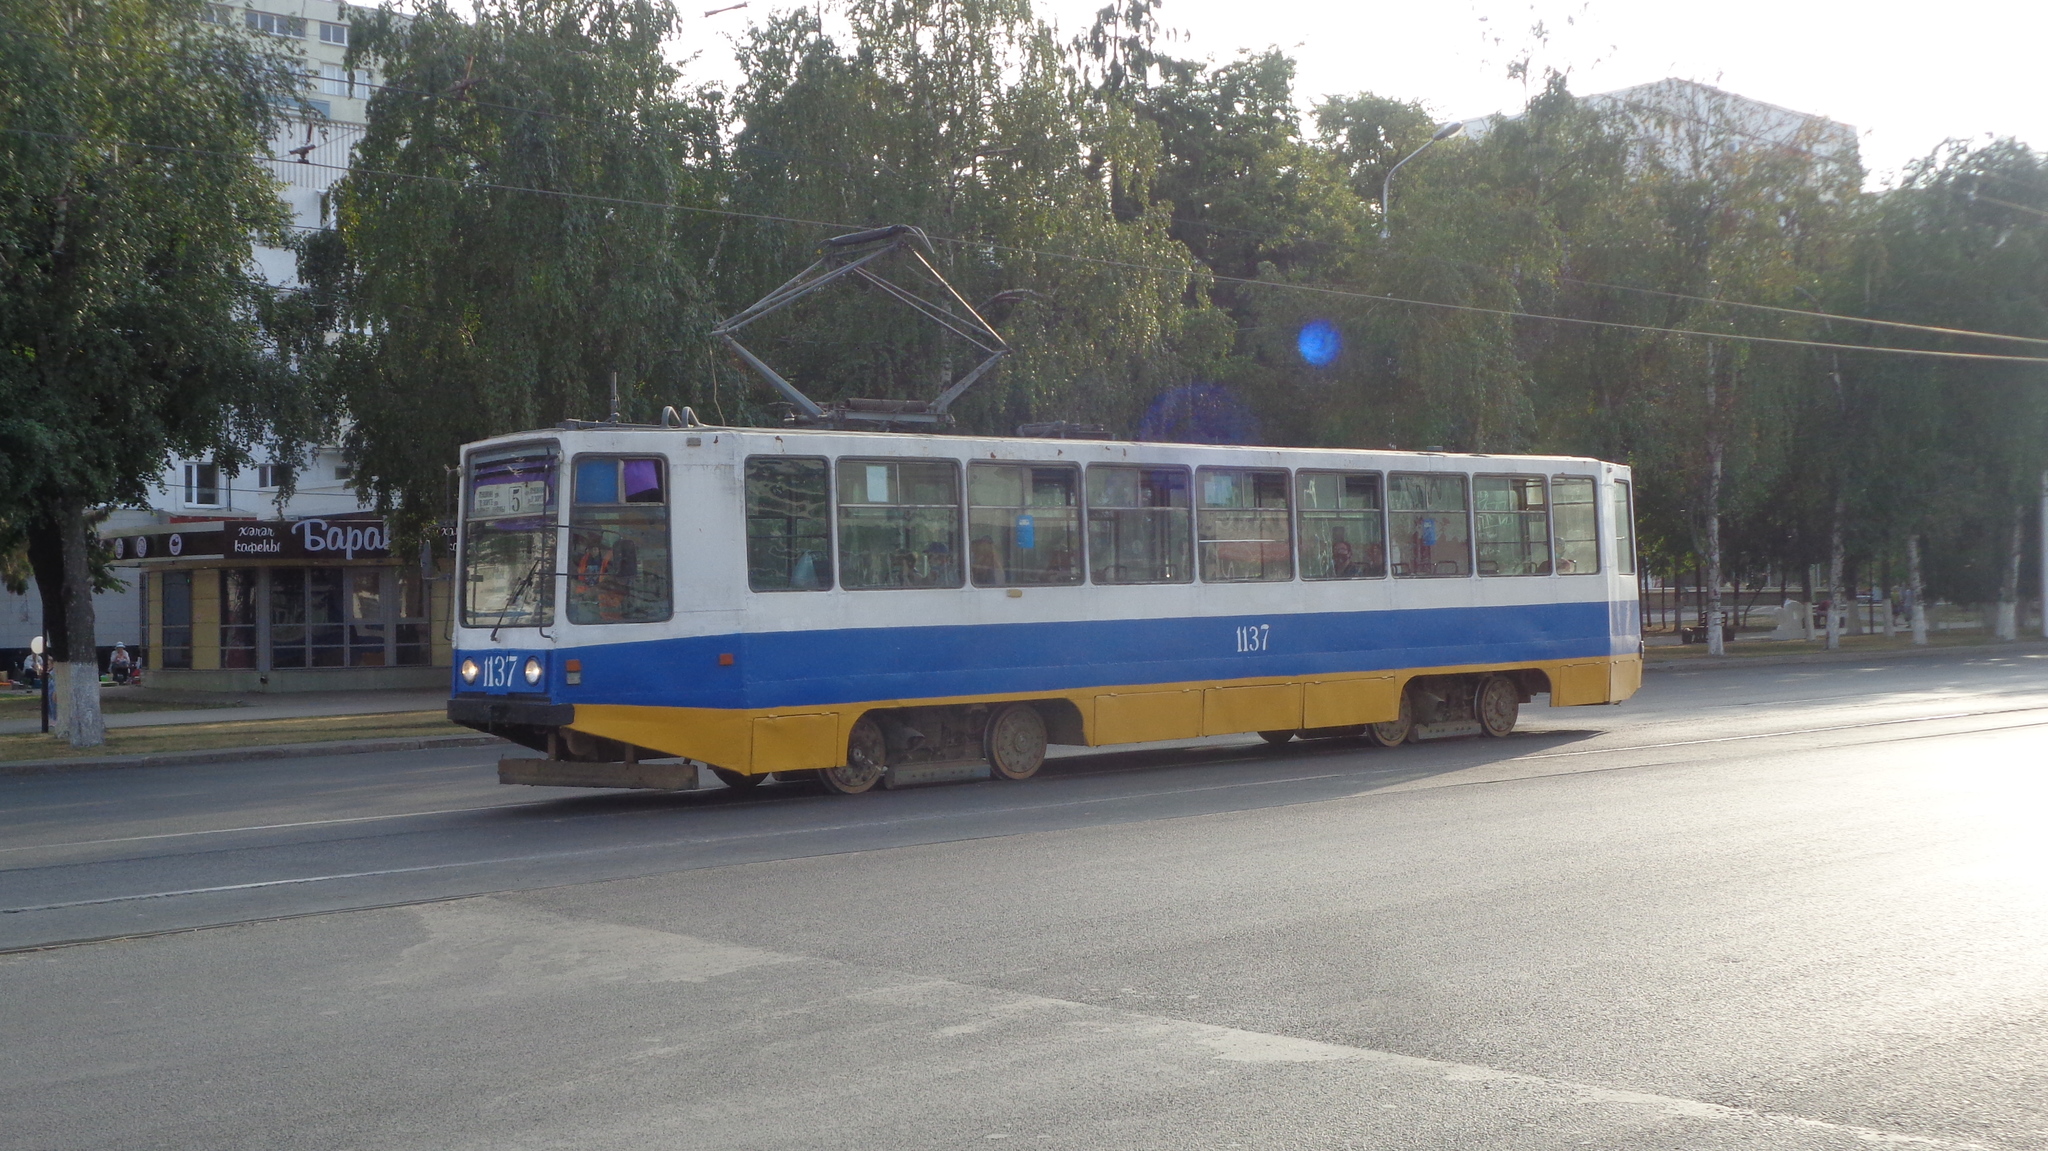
1297, 472, 1385, 580
1613, 479, 1637, 576
319, 63, 361, 98
567, 457, 671, 623
837, 459, 962, 589
202, 5, 232, 25
745, 457, 832, 591
184, 462, 221, 507
221, 570, 257, 669
396, 567, 430, 666
335, 464, 354, 480
1474, 475, 1552, 576
968, 463, 1081, 587
1196, 467, 1291, 582
1388, 473, 1472, 577
1551, 476, 1601, 574
245, 9, 305, 37
159, 571, 193, 669
319, 20, 348, 44
1086, 466, 1191, 585
257, 463, 289, 489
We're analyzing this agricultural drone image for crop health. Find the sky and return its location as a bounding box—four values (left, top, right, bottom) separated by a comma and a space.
682, 0, 2046, 186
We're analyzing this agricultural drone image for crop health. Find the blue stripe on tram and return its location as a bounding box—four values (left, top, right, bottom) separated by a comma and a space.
468, 601, 1625, 711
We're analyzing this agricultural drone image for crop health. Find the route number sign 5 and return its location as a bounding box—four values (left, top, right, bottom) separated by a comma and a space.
1235, 623, 1271, 653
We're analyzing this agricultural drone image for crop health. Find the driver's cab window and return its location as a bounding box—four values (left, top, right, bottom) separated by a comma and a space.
568, 456, 672, 623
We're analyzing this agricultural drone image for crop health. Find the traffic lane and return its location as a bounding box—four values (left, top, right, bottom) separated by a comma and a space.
7, 697, 2048, 953
1, 899, 1993, 1151
5, 725, 2041, 1150
3, 649, 2037, 860
502, 720, 2048, 1149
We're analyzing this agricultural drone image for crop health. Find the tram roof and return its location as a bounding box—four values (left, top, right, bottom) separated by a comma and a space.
464, 422, 1620, 470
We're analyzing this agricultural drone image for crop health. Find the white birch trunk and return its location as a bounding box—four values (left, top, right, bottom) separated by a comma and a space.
1908, 534, 1928, 645
1995, 508, 2022, 642
54, 496, 106, 747
1826, 497, 1845, 651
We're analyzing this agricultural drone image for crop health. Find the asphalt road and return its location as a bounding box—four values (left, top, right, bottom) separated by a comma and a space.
4, 649, 2047, 1150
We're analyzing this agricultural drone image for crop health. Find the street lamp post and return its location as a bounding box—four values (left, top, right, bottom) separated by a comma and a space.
1380, 121, 1465, 240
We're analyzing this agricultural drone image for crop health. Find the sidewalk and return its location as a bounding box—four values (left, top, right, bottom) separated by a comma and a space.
1643, 631, 2047, 672
0, 687, 446, 736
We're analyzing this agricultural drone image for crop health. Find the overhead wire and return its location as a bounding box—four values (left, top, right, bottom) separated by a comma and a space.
8, 122, 2048, 366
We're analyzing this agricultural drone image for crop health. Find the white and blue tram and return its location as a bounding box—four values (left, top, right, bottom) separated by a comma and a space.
448, 421, 1643, 793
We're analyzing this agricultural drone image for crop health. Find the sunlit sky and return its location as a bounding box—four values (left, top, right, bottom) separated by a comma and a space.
678, 0, 2045, 186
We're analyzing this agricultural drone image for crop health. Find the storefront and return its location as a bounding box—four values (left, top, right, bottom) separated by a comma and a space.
107, 516, 454, 692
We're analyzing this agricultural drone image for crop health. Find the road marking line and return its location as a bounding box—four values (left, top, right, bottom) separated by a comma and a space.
0, 797, 552, 855
1518, 704, 2048, 762
0, 771, 1351, 913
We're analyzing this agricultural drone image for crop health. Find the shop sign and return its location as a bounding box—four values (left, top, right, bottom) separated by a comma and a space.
230, 518, 393, 560
109, 519, 395, 562
109, 530, 225, 560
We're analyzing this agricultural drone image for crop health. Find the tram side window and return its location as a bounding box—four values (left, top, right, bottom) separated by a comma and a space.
1614, 479, 1637, 575
1551, 476, 1601, 574
746, 457, 833, 591
968, 463, 1082, 586
837, 459, 963, 589
1087, 466, 1192, 584
1298, 471, 1386, 579
568, 456, 672, 623
1475, 475, 1552, 576
1388, 473, 1472, 577
1197, 467, 1292, 582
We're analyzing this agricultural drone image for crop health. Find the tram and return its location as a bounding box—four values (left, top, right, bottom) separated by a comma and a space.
448, 420, 1643, 793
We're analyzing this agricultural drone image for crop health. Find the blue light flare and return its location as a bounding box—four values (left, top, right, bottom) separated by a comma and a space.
1297, 319, 1341, 367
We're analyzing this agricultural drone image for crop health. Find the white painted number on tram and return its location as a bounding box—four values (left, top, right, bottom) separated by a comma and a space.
1235, 623, 1271, 653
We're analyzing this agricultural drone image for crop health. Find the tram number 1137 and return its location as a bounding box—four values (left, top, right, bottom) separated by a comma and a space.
1235, 623, 1271, 653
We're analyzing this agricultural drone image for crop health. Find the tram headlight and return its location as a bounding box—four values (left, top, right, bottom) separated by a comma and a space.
523, 657, 544, 686
460, 658, 479, 685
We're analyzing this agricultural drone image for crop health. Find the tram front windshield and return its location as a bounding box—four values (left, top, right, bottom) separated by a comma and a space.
463, 445, 558, 628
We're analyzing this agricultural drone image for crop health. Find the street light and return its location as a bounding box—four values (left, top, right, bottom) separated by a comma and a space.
1380, 120, 1465, 240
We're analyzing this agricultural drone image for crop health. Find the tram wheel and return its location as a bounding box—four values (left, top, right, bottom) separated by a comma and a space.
1475, 675, 1520, 738
820, 717, 887, 794
986, 703, 1049, 780
710, 767, 764, 790
1363, 691, 1414, 747
1257, 729, 1298, 746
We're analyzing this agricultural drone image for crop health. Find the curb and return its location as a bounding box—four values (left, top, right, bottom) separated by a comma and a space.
0, 733, 508, 776
1644, 638, 2047, 674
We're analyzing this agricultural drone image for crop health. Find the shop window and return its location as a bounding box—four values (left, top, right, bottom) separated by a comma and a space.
967, 463, 1081, 587
836, 459, 962, 589
349, 569, 387, 666
1196, 467, 1291, 582
221, 570, 257, 669
159, 571, 193, 669
1086, 466, 1191, 585
1388, 474, 1473, 577
1551, 476, 1601, 574
1297, 472, 1386, 579
568, 457, 672, 623
745, 457, 833, 591
1475, 476, 1552, 576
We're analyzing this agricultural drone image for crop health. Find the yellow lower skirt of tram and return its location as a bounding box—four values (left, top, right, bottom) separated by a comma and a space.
562, 653, 1641, 777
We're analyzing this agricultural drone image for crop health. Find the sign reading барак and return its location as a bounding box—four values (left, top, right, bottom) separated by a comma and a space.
107, 518, 396, 563
232, 519, 393, 560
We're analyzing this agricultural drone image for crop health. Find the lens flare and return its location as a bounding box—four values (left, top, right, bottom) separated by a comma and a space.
1297, 319, 1341, 367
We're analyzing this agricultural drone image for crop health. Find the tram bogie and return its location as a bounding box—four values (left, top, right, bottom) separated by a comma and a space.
450, 422, 1642, 793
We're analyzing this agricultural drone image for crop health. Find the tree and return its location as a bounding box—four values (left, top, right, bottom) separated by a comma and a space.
720, 0, 1221, 435
319, 0, 725, 534
0, 0, 309, 745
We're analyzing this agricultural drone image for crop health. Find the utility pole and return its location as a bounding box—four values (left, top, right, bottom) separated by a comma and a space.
1380, 121, 1465, 240
2040, 469, 2047, 639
